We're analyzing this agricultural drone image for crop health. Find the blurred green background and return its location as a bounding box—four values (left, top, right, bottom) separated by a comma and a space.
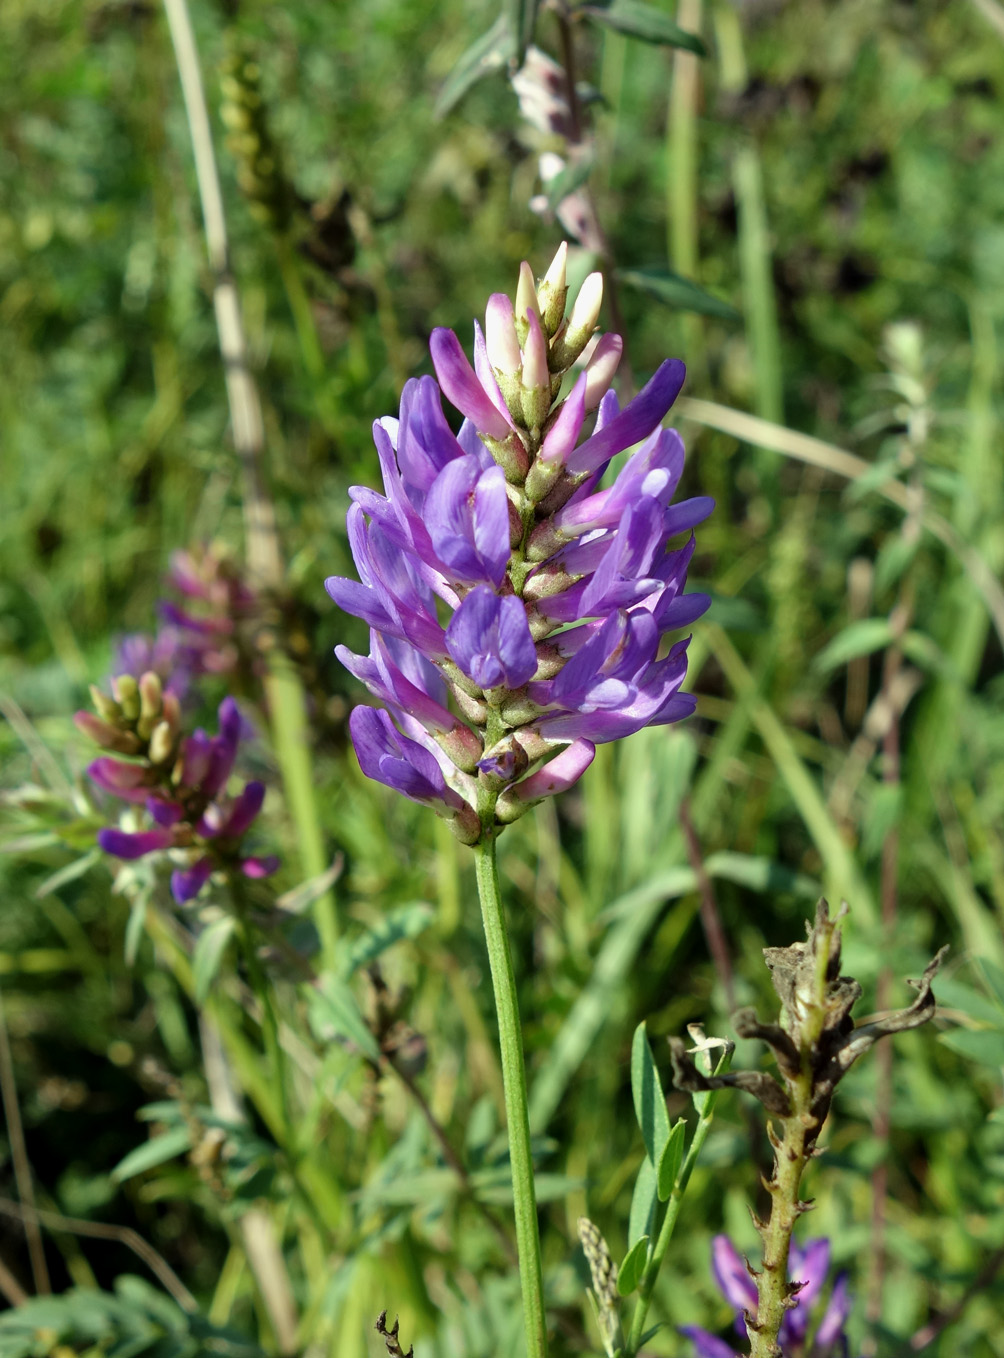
2, 0, 1004, 1354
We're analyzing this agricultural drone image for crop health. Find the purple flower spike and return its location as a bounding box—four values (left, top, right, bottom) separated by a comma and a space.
98, 827, 174, 860
683, 1235, 852, 1358
446, 588, 538, 691
330, 254, 707, 840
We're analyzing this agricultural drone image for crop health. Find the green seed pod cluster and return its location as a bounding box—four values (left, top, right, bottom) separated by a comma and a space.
219, 42, 292, 231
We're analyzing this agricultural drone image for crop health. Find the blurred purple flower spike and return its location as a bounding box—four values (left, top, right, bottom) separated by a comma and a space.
681, 1235, 852, 1358
329, 247, 710, 841
84, 693, 278, 903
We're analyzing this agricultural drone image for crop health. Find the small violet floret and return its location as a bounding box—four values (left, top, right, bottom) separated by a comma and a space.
327, 246, 713, 839
681, 1235, 852, 1358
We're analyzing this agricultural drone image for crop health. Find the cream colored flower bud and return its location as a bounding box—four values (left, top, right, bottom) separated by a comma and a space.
536, 241, 568, 338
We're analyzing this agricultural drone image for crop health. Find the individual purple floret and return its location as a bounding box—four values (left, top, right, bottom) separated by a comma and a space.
77, 680, 278, 904
327, 246, 712, 839
680, 1235, 852, 1358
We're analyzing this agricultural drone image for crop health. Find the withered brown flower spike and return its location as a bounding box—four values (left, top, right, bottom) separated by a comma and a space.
375, 1311, 414, 1358
667, 899, 947, 1358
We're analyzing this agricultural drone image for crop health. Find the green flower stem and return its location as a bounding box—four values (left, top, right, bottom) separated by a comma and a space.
232, 881, 291, 1147
473, 833, 548, 1358
625, 1088, 722, 1355
262, 653, 339, 970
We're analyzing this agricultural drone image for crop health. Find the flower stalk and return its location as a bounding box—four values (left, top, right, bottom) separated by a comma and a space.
474, 832, 548, 1358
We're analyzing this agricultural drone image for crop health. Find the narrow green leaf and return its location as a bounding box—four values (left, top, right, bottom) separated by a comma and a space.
628, 1154, 658, 1245
616, 1235, 650, 1296
435, 15, 516, 119
631, 1022, 671, 1165
656, 1119, 686, 1200
112, 1127, 192, 1182
342, 902, 434, 976
34, 848, 102, 899
977, 959, 1004, 1012
814, 618, 894, 672
124, 893, 148, 967
307, 975, 381, 1063
193, 916, 236, 1005
617, 267, 738, 320
581, 0, 706, 52
939, 1028, 1004, 1067
506, 0, 539, 65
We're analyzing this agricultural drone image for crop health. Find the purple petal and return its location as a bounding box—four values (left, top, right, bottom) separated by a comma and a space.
425, 458, 510, 586
170, 855, 214, 904
790, 1238, 830, 1310
565, 359, 686, 476
678, 1327, 738, 1358
429, 329, 513, 441
501, 740, 595, 808
240, 854, 280, 879
98, 827, 174, 860
211, 781, 265, 839
540, 372, 587, 466
446, 587, 537, 690
349, 706, 452, 807
147, 797, 185, 827
710, 1236, 758, 1314
396, 376, 465, 494
87, 757, 151, 802
815, 1273, 852, 1348
178, 730, 213, 790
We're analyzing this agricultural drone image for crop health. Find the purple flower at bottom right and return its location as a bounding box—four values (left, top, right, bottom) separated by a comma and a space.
681, 1235, 852, 1358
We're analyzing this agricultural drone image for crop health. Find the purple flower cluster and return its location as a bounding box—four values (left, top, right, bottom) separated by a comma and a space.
76, 676, 277, 904
113, 545, 258, 699
327, 246, 711, 840
682, 1236, 851, 1358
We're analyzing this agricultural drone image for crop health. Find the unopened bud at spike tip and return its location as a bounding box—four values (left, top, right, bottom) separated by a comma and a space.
514, 260, 542, 346
583, 333, 624, 410
111, 673, 140, 721
89, 685, 122, 724
537, 241, 568, 337
551, 271, 604, 370
139, 672, 163, 723
148, 720, 175, 766
485, 294, 522, 376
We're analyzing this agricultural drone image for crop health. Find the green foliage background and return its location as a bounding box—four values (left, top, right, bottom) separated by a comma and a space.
2, 0, 1004, 1354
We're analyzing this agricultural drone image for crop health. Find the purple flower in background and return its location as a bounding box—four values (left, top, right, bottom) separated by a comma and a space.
681, 1236, 852, 1358
78, 682, 278, 905
327, 245, 711, 839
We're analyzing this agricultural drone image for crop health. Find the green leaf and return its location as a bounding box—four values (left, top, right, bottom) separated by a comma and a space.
939, 1028, 1004, 1067
813, 618, 894, 672
617, 267, 738, 320
656, 1119, 686, 1200
631, 1022, 671, 1165
977, 958, 1004, 1012
112, 1127, 193, 1182
124, 892, 148, 967
307, 974, 381, 1063
628, 1154, 658, 1245
435, 15, 516, 119
342, 902, 434, 976
581, 0, 705, 52
546, 155, 594, 212
616, 1235, 650, 1296
34, 848, 101, 899
506, 0, 539, 65
193, 916, 236, 1005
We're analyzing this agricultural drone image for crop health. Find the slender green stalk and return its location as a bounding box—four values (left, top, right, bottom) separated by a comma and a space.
274, 233, 341, 436
625, 1089, 721, 1354
474, 834, 548, 1358
231, 882, 290, 1146
162, 0, 338, 969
